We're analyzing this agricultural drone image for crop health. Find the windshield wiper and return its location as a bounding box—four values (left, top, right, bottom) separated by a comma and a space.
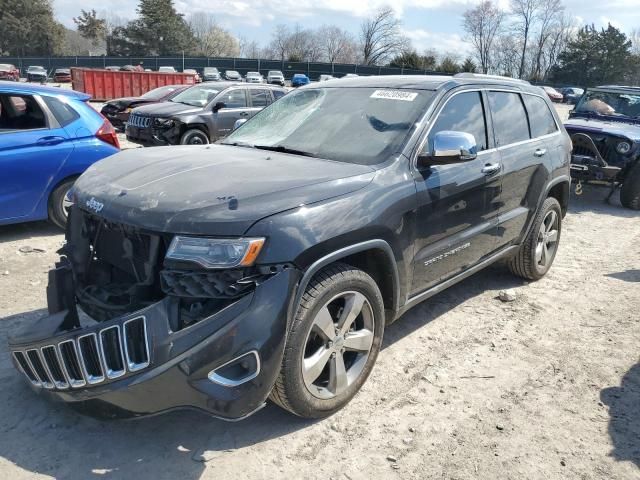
253, 145, 317, 157
219, 141, 254, 148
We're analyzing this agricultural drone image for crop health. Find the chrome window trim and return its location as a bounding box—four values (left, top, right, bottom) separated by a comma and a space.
98, 325, 127, 380
58, 339, 87, 388
208, 350, 261, 387
122, 316, 150, 372
40, 345, 69, 390
411, 86, 561, 167
77, 333, 106, 385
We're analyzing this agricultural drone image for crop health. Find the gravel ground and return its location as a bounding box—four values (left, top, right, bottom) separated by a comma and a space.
0, 103, 638, 480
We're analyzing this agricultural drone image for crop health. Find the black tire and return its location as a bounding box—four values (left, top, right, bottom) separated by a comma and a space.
620, 163, 640, 210
48, 178, 76, 230
179, 128, 209, 145
270, 263, 385, 418
508, 197, 562, 280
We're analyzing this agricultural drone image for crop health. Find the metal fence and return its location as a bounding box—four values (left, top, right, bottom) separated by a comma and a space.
2, 56, 441, 81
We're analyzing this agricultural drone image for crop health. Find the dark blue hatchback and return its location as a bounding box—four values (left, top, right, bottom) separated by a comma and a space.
0, 81, 120, 228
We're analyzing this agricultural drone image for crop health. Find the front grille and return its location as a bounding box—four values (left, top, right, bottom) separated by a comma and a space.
160, 269, 264, 299
11, 317, 150, 390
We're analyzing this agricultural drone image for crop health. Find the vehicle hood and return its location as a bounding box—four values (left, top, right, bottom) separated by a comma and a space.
131, 101, 203, 117
564, 117, 640, 142
73, 144, 376, 235
106, 97, 148, 108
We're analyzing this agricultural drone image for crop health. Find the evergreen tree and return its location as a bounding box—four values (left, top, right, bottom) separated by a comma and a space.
553, 24, 633, 86
462, 58, 478, 72
73, 9, 106, 48
0, 0, 65, 56
108, 0, 195, 55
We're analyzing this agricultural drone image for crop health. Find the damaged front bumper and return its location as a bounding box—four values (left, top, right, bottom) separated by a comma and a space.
7, 209, 301, 421
9, 267, 299, 420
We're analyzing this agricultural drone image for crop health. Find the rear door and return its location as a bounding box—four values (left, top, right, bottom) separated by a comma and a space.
489, 91, 558, 248
0, 93, 74, 221
247, 88, 272, 118
213, 88, 249, 138
411, 89, 503, 294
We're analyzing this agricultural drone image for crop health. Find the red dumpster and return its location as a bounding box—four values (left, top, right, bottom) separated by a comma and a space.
71, 68, 196, 101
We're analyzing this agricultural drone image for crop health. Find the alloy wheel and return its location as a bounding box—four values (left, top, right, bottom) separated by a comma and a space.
535, 210, 559, 267
62, 188, 73, 218
302, 291, 375, 399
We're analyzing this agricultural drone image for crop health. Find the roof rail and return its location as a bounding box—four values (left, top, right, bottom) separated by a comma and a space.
453, 73, 531, 85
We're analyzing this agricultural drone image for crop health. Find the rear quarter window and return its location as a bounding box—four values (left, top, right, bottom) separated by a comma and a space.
488, 91, 530, 146
522, 94, 558, 138
41, 96, 79, 126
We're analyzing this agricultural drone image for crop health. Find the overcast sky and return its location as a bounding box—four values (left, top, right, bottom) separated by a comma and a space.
53, 0, 639, 56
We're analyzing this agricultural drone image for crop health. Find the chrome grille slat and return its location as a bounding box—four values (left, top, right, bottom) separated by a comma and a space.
13, 351, 41, 386
26, 349, 54, 389
41, 346, 69, 389
77, 333, 105, 384
58, 340, 87, 388
123, 317, 150, 372
99, 325, 126, 379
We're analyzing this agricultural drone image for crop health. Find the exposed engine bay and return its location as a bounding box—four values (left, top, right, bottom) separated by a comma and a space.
54, 208, 281, 331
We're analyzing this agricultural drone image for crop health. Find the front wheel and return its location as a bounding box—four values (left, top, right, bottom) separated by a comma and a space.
620, 164, 640, 210
508, 197, 562, 280
270, 263, 385, 418
179, 128, 210, 145
48, 178, 76, 229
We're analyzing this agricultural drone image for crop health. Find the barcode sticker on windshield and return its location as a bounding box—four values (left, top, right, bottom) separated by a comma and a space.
370, 90, 418, 101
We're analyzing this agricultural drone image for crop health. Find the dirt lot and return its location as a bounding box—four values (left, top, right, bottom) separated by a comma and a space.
0, 104, 639, 480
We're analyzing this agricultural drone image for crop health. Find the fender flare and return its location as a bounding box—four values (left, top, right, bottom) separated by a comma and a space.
521, 174, 571, 241
288, 239, 401, 324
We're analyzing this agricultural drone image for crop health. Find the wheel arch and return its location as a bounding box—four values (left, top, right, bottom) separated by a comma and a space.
291, 240, 401, 325
546, 176, 570, 217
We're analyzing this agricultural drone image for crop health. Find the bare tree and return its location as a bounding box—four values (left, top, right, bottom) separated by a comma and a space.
188, 13, 239, 57
630, 28, 640, 55
360, 7, 409, 65
492, 34, 522, 77
462, 1, 505, 73
530, 0, 563, 80
269, 24, 291, 61
542, 13, 575, 78
511, 0, 543, 78
317, 25, 354, 63
239, 37, 262, 58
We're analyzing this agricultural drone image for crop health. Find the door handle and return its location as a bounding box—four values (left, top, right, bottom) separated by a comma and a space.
534, 148, 547, 157
239, 112, 249, 117
481, 163, 501, 175
36, 136, 65, 146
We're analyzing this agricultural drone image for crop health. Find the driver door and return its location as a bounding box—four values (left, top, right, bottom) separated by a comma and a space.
214, 88, 250, 138
410, 90, 502, 295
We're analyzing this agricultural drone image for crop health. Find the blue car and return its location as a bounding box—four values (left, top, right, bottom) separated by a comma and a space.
291, 73, 310, 87
0, 81, 120, 228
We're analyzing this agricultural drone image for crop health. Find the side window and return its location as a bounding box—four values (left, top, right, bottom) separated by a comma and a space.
220, 89, 247, 109
41, 96, 79, 127
273, 90, 286, 100
429, 91, 487, 151
522, 94, 558, 138
0, 94, 47, 131
488, 92, 530, 146
250, 89, 270, 107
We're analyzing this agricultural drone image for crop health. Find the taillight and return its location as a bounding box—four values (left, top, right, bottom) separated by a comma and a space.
96, 119, 120, 150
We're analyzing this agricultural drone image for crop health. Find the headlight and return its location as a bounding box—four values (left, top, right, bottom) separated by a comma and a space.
154, 118, 175, 128
616, 141, 631, 154
166, 236, 265, 269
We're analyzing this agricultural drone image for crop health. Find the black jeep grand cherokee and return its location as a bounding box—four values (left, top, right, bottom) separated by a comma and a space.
8, 74, 571, 421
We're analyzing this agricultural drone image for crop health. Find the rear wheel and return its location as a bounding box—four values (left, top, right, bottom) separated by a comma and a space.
620, 164, 640, 210
48, 178, 76, 229
508, 197, 562, 280
179, 129, 209, 145
270, 263, 385, 418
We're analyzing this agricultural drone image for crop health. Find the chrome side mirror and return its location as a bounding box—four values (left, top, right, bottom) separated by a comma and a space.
418, 131, 478, 168
233, 119, 247, 131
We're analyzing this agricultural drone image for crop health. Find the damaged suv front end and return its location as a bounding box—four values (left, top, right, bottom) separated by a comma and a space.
6, 138, 374, 420
9, 206, 298, 420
